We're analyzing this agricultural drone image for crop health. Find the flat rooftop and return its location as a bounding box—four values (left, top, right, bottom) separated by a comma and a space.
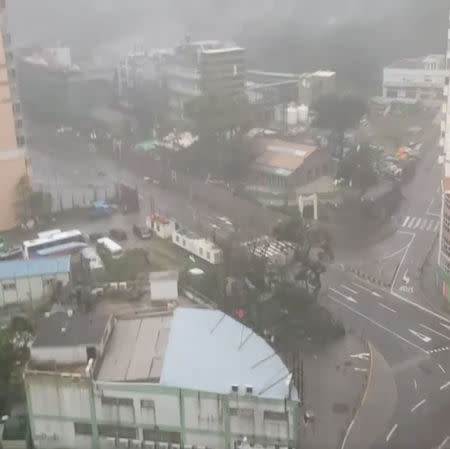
96, 308, 296, 400
97, 314, 172, 382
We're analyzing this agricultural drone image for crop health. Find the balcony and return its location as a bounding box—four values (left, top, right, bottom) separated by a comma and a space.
166, 65, 200, 80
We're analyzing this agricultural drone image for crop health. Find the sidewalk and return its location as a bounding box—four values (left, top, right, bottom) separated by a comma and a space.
300, 335, 369, 449
342, 344, 398, 449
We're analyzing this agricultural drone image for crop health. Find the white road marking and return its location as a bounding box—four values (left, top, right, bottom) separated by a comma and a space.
409, 329, 432, 343
419, 323, 450, 341
438, 436, 450, 449
441, 322, 450, 331
410, 398, 426, 412
402, 216, 410, 227
329, 288, 358, 303
351, 282, 382, 297
414, 218, 422, 229
340, 284, 358, 294
439, 364, 446, 374
413, 379, 417, 391
378, 302, 397, 313
434, 221, 441, 233
350, 353, 370, 360
440, 381, 450, 391
340, 419, 354, 449
353, 367, 368, 372
427, 220, 434, 231
328, 295, 429, 354
407, 217, 417, 228
385, 424, 398, 442
420, 219, 427, 230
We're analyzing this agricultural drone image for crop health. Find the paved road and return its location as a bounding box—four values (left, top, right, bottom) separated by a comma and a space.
29, 142, 275, 244
324, 268, 450, 449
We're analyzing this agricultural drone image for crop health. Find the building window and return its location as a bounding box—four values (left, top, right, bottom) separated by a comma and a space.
264, 410, 288, 421
229, 407, 254, 418
140, 399, 155, 409
143, 429, 181, 444
182, 239, 186, 247
12, 102, 20, 115
98, 425, 136, 439
2, 282, 16, 291
17, 135, 25, 147
15, 119, 22, 130
74, 422, 92, 436
206, 251, 210, 260
101, 396, 133, 407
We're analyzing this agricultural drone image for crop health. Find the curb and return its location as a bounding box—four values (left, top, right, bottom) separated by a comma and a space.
346, 265, 391, 288
339, 341, 374, 449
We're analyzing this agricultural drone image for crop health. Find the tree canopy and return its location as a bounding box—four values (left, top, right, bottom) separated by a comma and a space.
337, 144, 378, 192
313, 93, 367, 132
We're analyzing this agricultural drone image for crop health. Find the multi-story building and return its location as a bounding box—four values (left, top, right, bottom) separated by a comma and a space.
382, 54, 447, 104
438, 15, 450, 304
25, 308, 300, 449
165, 40, 246, 123
16, 45, 112, 125
298, 71, 336, 107
0, 0, 29, 231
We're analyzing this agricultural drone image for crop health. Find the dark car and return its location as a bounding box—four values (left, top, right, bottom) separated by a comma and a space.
109, 228, 127, 241
89, 232, 104, 243
133, 225, 152, 240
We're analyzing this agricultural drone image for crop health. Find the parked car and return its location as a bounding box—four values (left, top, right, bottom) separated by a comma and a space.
109, 228, 127, 241
0, 247, 22, 261
133, 225, 152, 240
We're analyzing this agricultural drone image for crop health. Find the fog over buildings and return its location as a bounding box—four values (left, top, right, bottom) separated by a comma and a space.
8, 0, 450, 84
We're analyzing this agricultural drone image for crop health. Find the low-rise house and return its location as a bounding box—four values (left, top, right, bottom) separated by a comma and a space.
172, 227, 223, 264
146, 214, 176, 239
25, 308, 300, 449
0, 256, 71, 308
249, 138, 331, 194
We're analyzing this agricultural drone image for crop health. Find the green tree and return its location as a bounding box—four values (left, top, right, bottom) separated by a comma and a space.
314, 93, 367, 132
337, 144, 378, 192
15, 176, 52, 224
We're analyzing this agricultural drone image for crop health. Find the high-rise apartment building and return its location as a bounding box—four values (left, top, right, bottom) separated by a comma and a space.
0, 0, 29, 231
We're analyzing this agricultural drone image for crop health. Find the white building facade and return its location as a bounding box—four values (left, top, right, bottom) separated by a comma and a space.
383, 54, 446, 103
25, 309, 299, 449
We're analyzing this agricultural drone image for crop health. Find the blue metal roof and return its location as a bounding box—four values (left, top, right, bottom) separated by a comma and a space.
0, 256, 71, 280
160, 308, 298, 400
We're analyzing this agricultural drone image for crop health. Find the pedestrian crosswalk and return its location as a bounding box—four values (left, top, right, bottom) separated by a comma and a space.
400, 216, 440, 233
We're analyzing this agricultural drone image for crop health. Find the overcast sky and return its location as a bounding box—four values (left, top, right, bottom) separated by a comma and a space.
7, 0, 450, 83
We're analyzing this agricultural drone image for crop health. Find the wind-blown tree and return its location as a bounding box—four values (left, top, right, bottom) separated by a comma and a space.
337, 144, 378, 193
313, 93, 367, 133
183, 94, 254, 179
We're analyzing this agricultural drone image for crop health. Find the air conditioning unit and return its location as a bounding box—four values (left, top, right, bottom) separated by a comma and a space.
184, 445, 192, 449
159, 443, 168, 449
130, 440, 142, 449
171, 444, 180, 449
118, 438, 129, 448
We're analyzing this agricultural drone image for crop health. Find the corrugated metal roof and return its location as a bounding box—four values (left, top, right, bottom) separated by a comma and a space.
0, 256, 71, 280
160, 308, 297, 400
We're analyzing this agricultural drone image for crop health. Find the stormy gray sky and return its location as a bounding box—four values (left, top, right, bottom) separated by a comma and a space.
7, 0, 450, 84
